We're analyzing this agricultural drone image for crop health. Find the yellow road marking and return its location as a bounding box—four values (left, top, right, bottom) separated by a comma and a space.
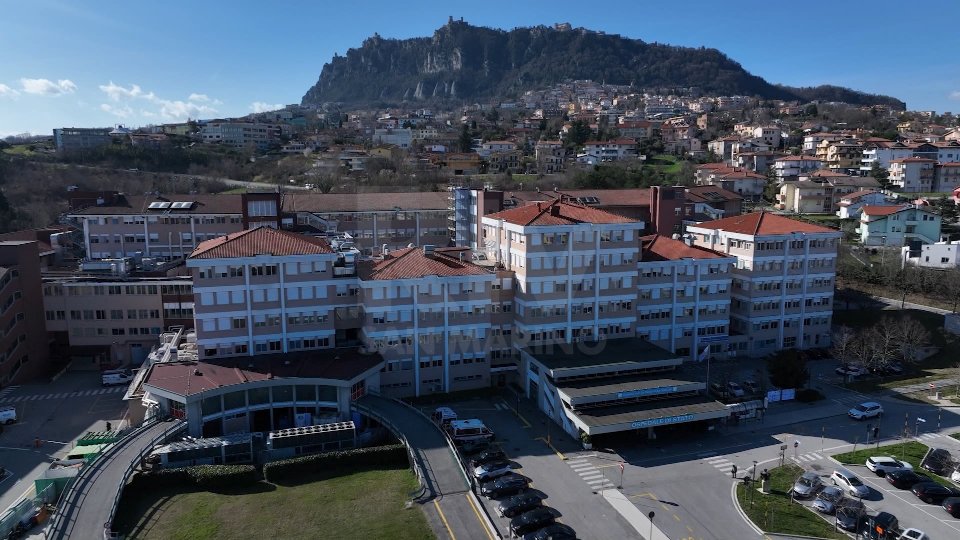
465, 493, 494, 540
673, 513, 681, 522
687, 526, 694, 533
660, 503, 669, 511
535, 437, 567, 460
434, 499, 456, 540
629, 492, 658, 500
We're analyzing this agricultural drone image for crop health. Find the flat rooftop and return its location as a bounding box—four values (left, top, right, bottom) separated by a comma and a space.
557, 377, 700, 400
525, 338, 678, 371
574, 396, 728, 429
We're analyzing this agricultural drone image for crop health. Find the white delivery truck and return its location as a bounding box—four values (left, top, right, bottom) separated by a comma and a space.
101, 369, 134, 386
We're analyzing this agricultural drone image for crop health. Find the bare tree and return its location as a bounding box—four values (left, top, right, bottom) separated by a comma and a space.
897, 316, 932, 363
868, 317, 902, 370
830, 325, 857, 365
849, 330, 877, 369
942, 268, 960, 313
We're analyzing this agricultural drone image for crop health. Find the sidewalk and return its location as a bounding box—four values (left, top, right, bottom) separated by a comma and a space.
721, 399, 844, 435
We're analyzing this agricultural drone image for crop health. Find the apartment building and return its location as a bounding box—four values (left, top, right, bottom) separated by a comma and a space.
43, 276, 193, 367
481, 198, 646, 349
0, 242, 49, 386
687, 212, 841, 356
776, 173, 881, 214
858, 205, 941, 247
772, 156, 824, 182
200, 122, 285, 150
53, 127, 113, 152
69, 192, 280, 260
582, 139, 639, 162
534, 140, 565, 174
283, 192, 449, 254
889, 158, 936, 192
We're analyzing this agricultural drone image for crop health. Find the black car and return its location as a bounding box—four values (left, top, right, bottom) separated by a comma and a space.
911, 481, 960, 504
523, 523, 577, 540
496, 492, 542, 518
835, 506, 863, 532
943, 496, 960, 518
480, 473, 529, 499
885, 469, 931, 489
862, 511, 898, 540
471, 449, 507, 468
509, 507, 555, 538
920, 448, 953, 475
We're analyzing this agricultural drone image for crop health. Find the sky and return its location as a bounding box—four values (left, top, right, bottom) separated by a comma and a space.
2, 0, 960, 137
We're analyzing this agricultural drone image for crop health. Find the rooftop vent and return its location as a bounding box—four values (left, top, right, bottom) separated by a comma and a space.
422, 244, 436, 257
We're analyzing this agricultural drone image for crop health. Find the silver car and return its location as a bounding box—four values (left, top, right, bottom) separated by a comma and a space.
791, 471, 822, 498
812, 485, 844, 514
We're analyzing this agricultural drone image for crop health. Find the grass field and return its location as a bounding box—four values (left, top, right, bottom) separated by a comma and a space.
114, 468, 433, 540
735, 464, 846, 539
832, 441, 951, 487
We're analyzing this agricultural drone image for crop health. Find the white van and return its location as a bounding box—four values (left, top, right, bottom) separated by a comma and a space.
431, 407, 458, 428
446, 419, 494, 443
0, 405, 16, 425
101, 369, 134, 387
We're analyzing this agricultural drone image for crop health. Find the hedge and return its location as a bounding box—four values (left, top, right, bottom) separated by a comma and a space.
133, 464, 258, 491
263, 444, 408, 484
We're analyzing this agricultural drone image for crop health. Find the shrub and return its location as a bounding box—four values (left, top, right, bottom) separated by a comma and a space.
795, 388, 825, 403
263, 444, 408, 484
134, 464, 258, 491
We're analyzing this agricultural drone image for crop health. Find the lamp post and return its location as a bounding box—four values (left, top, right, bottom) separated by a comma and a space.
648, 511, 655, 540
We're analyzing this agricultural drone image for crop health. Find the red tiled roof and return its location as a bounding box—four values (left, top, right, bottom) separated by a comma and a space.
486, 199, 637, 226
940, 162, 960, 167
282, 191, 449, 213
774, 156, 823, 162
359, 246, 489, 280
860, 205, 909, 216
689, 212, 836, 235
717, 169, 766, 180
840, 189, 881, 201
641, 235, 724, 261
189, 227, 333, 259
143, 348, 384, 397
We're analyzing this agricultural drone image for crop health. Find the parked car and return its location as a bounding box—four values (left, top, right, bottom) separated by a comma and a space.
471, 449, 507, 468
871, 362, 905, 376
496, 492, 542, 518
897, 527, 929, 540
458, 439, 490, 455
886, 469, 932, 489
473, 459, 514, 482
522, 523, 577, 540
866, 456, 913, 477
911, 481, 960, 504
848, 402, 884, 420
831, 468, 870, 498
509, 507, 556, 538
920, 448, 954, 476
742, 380, 761, 394
812, 486, 844, 514
791, 471, 823, 498
480, 473, 529, 499
942, 496, 960, 518
835, 506, 864, 532
0, 405, 16, 425
864, 511, 899, 540
726, 382, 745, 398
836, 364, 869, 377
709, 382, 727, 397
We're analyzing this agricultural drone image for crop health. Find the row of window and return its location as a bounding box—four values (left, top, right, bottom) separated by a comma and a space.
47, 309, 162, 322
88, 216, 241, 226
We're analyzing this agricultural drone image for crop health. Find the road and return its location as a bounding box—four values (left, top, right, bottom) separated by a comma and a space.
39, 162, 310, 192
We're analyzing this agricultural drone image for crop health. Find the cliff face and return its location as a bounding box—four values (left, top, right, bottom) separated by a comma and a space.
301, 22, 905, 109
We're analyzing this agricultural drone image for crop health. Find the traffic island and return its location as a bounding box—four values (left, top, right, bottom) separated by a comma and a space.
832, 440, 955, 487
734, 464, 847, 540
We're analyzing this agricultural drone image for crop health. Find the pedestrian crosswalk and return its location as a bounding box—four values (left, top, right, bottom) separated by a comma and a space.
0, 385, 20, 401
0, 386, 125, 405
705, 456, 740, 476
917, 432, 942, 441
791, 452, 825, 464
492, 402, 509, 411
567, 456, 616, 490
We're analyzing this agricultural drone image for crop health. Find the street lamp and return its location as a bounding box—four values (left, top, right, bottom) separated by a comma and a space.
648, 511, 655, 540
752, 460, 758, 482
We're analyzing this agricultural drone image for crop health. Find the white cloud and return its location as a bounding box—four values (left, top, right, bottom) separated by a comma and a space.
97, 81, 219, 120
100, 103, 134, 118
950, 91, 960, 101
0, 84, 19, 98
250, 101, 283, 113
20, 78, 77, 95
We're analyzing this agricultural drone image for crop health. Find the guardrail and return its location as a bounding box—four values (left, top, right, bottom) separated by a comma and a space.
353, 398, 430, 500
103, 420, 185, 539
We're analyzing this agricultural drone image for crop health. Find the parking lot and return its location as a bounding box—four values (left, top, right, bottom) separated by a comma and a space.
0, 371, 128, 512
418, 394, 641, 540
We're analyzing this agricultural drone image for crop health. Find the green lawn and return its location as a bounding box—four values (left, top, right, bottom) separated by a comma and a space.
735, 464, 846, 539
952, 433, 960, 441
114, 468, 433, 540
832, 441, 952, 487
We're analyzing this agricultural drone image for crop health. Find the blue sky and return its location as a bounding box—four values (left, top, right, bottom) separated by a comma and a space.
2, 0, 959, 137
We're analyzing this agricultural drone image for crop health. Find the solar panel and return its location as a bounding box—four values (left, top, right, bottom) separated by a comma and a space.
148, 201, 171, 209
170, 201, 194, 209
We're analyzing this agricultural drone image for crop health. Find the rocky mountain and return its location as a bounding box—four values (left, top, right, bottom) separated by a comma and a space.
301, 21, 905, 110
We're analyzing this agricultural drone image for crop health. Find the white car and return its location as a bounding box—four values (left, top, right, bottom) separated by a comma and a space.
848, 402, 883, 420
726, 382, 745, 398
472, 459, 514, 482
0, 405, 16, 425
866, 456, 913, 477
898, 528, 928, 540
830, 468, 870, 498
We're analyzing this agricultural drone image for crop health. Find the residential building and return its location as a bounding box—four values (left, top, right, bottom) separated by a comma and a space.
902, 241, 960, 269
802, 133, 844, 155
43, 276, 193, 367
535, 141, 565, 174
817, 140, 864, 173
53, 127, 113, 152
200, 122, 283, 150
372, 128, 413, 149
772, 156, 825, 182
0, 241, 49, 386
733, 151, 777, 173
68, 193, 280, 260
284, 192, 449, 254
937, 163, 960, 193
707, 136, 740, 161
582, 139, 638, 162
836, 190, 887, 219
858, 205, 941, 247
696, 168, 767, 200
889, 158, 936, 192
859, 140, 914, 173
687, 213, 840, 356
617, 119, 655, 140
752, 127, 782, 148
478, 141, 517, 158
776, 174, 880, 214
487, 149, 523, 174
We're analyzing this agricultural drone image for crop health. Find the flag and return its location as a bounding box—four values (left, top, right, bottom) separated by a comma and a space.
698, 346, 710, 363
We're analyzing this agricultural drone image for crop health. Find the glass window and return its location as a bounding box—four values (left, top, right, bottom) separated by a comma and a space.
295, 385, 316, 402
201, 395, 222, 416
317, 385, 337, 402
223, 390, 246, 410
248, 387, 270, 406
272, 385, 293, 402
